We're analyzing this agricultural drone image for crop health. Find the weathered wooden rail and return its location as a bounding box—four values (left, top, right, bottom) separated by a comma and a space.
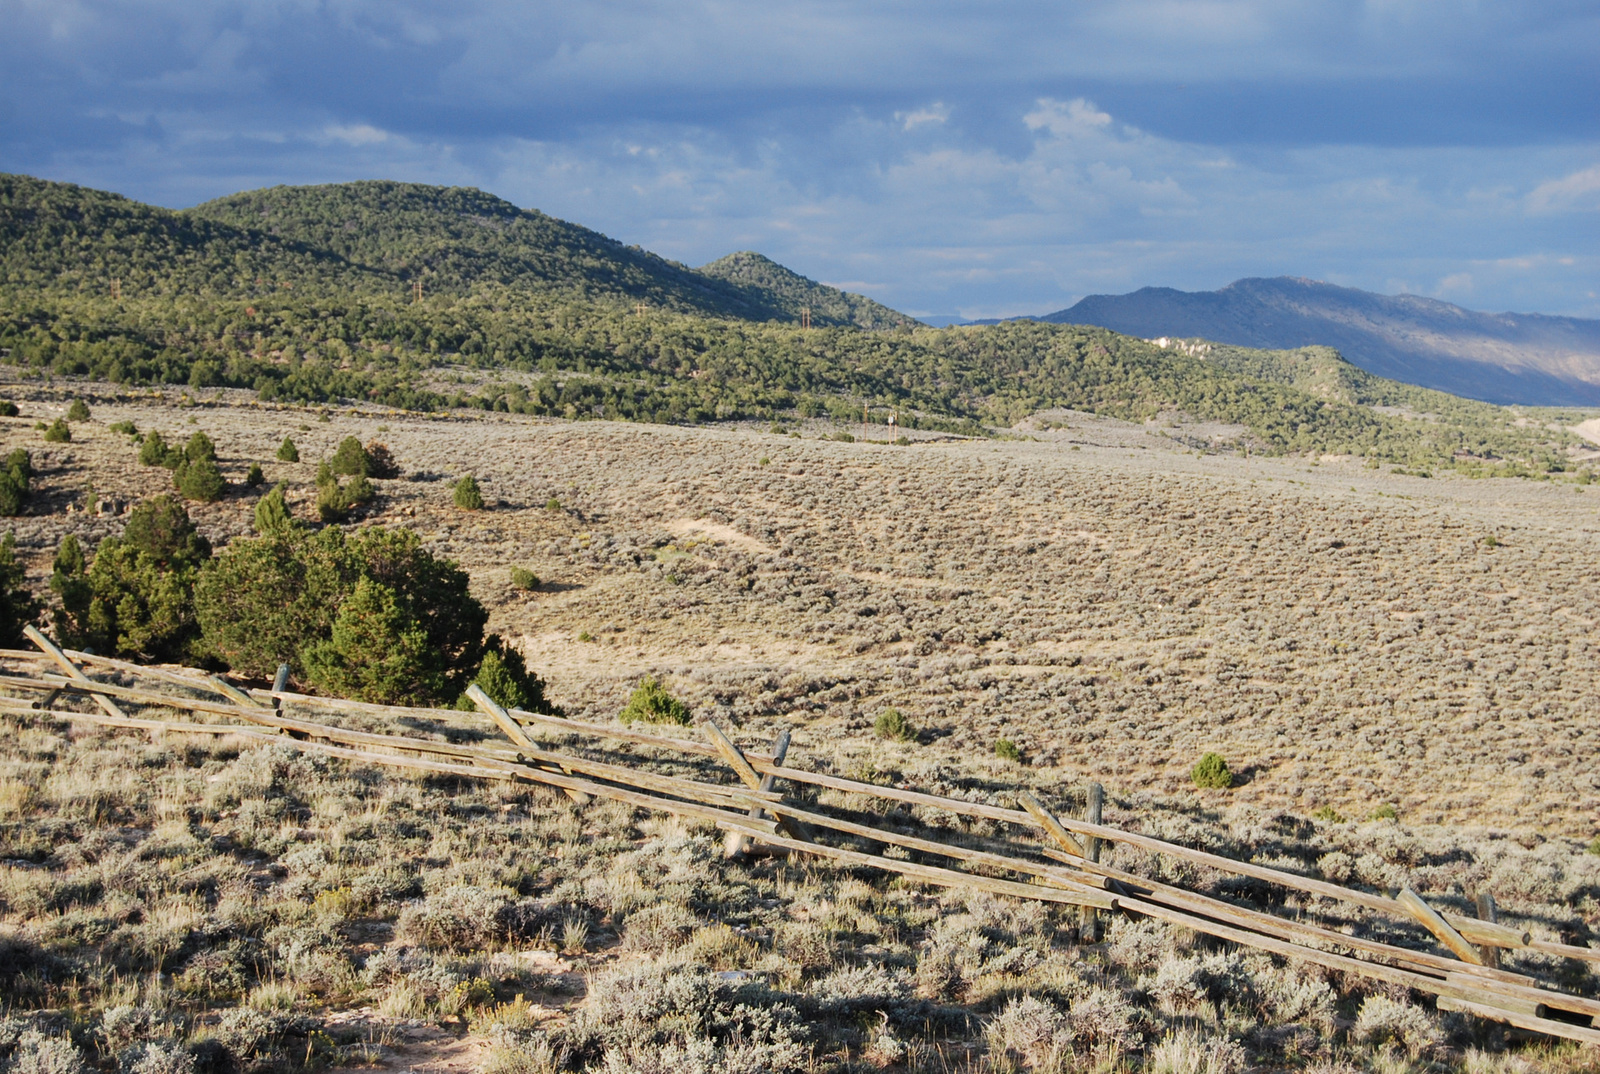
1, 634, 1597, 1045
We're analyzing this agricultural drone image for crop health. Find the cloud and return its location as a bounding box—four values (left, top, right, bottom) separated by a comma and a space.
323, 123, 391, 147
1528, 164, 1600, 213
896, 103, 949, 131
0, 2, 1597, 317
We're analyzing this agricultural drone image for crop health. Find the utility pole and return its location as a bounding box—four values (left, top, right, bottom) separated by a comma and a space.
412, 279, 423, 304
634, 303, 648, 317
800, 308, 811, 330
110, 279, 120, 300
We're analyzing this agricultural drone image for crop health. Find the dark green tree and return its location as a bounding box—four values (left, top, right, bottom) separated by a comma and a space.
0, 450, 32, 516
43, 418, 70, 443
66, 399, 90, 421
459, 636, 555, 714
330, 436, 369, 476
49, 534, 92, 647
174, 432, 225, 501
299, 577, 437, 705
82, 495, 211, 661
0, 532, 43, 647
139, 430, 180, 468
619, 676, 692, 726
245, 461, 265, 487
276, 436, 300, 463
195, 526, 355, 680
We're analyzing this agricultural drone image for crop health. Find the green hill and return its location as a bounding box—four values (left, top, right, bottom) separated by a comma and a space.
0, 174, 1583, 476
696, 251, 916, 330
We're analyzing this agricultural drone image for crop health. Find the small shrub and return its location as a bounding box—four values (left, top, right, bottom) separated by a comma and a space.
0, 401, 17, 417
330, 436, 368, 476
245, 462, 265, 487
43, 418, 70, 443
276, 436, 299, 462
454, 474, 485, 510
994, 737, 1022, 762
545, 497, 561, 511
1587, 836, 1600, 856
109, 420, 137, 436
874, 708, 915, 742
0, 449, 32, 515
139, 431, 179, 468
1190, 752, 1233, 790
619, 676, 692, 726
66, 399, 90, 421
1311, 805, 1346, 823
510, 567, 539, 590
252, 484, 297, 536
1353, 995, 1441, 1057
1483, 534, 1499, 548
459, 638, 555, 714
1370, 803, 1399, 821
174, 455, 226, 502
397, 884, 511, 951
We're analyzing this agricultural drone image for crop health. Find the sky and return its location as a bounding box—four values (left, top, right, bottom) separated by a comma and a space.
2, 1, 1598, 320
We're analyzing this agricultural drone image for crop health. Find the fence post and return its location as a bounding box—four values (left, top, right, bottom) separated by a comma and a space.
725, 728, 791, 858
1081, 782, 1104, 942
272, 664, 290, 711
1474, 891, 1501, 969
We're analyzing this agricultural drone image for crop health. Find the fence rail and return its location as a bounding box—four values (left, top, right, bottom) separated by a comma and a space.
2, 635, 1597, 1045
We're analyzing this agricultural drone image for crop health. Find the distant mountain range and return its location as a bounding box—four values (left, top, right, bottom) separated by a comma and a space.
1033, 277, 1600, 407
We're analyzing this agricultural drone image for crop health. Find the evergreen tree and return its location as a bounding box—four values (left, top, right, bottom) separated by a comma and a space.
299, 577, 438, 705
0, 532, 42, 647
276, 436, 300, 463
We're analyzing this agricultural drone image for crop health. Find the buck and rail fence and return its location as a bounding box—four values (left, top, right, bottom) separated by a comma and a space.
1, 626, 1598, 1046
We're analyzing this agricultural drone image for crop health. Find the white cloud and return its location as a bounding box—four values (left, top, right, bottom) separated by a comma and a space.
323, 123, 391, 146
895, 103, 949, 131
1527, 164, 1600, 214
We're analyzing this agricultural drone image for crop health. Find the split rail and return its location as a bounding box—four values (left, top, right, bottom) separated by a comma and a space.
1, 630, 1597, 1046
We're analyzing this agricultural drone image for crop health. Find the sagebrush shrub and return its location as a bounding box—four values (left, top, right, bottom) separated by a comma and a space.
398, 885, 512, 951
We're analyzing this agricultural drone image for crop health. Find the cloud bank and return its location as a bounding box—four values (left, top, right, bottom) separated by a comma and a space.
1, 0, 1597, 316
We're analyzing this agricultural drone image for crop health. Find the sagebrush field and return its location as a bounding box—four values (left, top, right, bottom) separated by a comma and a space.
1, 377, 1597, 1074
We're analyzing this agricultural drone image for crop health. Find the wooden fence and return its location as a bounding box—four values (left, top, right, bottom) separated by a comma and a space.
1, 627, 1597, 1046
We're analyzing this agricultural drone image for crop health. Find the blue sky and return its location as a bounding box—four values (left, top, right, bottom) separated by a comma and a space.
3, 1, 1598, 319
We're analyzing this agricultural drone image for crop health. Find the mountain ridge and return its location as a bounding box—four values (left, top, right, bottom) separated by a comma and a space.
2, 174, 907, 329
1041, 276, 1600, 406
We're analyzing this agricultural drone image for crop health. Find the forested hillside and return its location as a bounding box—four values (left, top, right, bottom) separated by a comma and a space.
0, 175, 1584, 475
